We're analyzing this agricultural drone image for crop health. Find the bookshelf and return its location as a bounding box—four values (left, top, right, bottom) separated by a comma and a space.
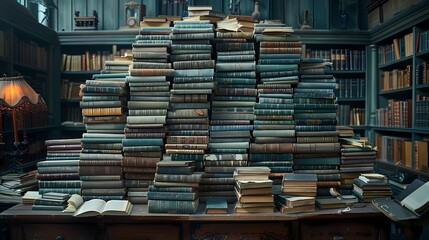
0, 1, 59, 173
370, 1, 429, 182
57, 30, 135, 135
299, 30, 370, 137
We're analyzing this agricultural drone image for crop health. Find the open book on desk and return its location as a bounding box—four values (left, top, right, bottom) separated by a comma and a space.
73, 198, 133, 217
372, 179, 429, 221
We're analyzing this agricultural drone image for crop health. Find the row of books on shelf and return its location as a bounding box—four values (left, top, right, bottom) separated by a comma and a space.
381, 65, 411, 91
61, 106, 83, 124
303, 48, 366, 71
416, 95, 429, 129
416, 61, 429, 85
375, 99, 412, 128
0, 30, 9, 58
337, 106, 365, 126
417, 29, 429, 53
378, 32, 413, 65
376, 134, 429, 171
12, 35, 48, 70
61, 50, 131, 72
337, 78, 365, 99
61, 79, 82, 99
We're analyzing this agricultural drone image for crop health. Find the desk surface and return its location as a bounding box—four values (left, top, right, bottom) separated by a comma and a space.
0, 202, 383, 222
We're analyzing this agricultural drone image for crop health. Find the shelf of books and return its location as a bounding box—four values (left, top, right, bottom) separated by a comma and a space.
302, 42, 368, 136
371, 3, 429, 181
0, 1, 59, 173
58, 31, 134, 135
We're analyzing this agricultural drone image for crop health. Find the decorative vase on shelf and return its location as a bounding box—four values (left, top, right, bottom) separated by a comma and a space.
252, 0, 261, 23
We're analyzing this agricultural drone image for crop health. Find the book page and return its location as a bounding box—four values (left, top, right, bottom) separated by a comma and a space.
73, 199, 106, 217
102, 200, 132, 215
63, 194, 84, 213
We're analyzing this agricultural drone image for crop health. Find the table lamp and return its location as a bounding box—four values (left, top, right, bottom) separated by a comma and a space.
0, 75, 47, 171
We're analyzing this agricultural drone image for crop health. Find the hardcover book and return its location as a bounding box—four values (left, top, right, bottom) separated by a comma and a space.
73, 199, 133, 217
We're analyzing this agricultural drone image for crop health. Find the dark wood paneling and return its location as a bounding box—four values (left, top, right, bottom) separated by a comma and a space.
314, 0, 330, 29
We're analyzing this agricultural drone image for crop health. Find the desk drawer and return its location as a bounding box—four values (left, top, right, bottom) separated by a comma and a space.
23, 223, 97, 240
105, 224, 181, 240
191, 222, 291, 240
300, 220, 382, 240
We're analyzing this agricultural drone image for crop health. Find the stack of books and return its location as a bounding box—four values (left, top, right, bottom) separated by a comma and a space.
0, 171, 38, 200
353, 173, 391, 203
200, 154, 246, 203
166, 19, 215, 171
124, 26, 174, 204
148, 161, 201, 214
36, 138, 81, 195
101, 58, 132, 74
233, 166, 274, 213
340, 137, 376, 194
79, 72, 129, 201
281, 173, 318, 197
216, 15, 254, 39
185, 5, 225, 23
32, 192, 70, 211
293, 58, 341, 196
250, 23, 301, 189
140, 17, 171, 28
275, 195, 316, 214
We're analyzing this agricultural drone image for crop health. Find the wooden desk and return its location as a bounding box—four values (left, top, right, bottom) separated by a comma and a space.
0, 203, 389, 240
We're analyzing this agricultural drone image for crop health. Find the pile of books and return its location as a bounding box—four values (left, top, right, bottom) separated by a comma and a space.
353, 173, 391, 203
276, 173, 317, 213
79, 71, 129, 201
233, 166, 274, 213
185, 5, 225, 23
148, 161, 201, 214
0, 171, 38, 202
32, 192, 70, 211
36, 138, 81, 195
125, 25, 174, 204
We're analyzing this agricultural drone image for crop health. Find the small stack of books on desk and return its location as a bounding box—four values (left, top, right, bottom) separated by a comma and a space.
32, 192, 70, 211
353, 173, 391, 203
275, 173, 317, 213
233, 166, 274, 213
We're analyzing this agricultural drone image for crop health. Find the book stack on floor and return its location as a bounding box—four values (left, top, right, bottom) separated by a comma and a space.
293, 58, 341, 196
276, 173, 316, 213
339, 136, 376, 194
166, 19, 215, 171
251, 23, 300, 190
353, 173, 391, 203
36, 138, 81, 195
79, 72, 129, 201
32, 192, 70, 211
148, 161, 201, 214
124, 26, 174, 204
233, 166, 274, 213
0, 171, 38, 202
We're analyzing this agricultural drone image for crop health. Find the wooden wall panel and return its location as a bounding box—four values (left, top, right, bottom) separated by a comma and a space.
56, 0, 72, 32
314, 0, 329, 29
103, 0, 119, 30
73, 0, 87, 17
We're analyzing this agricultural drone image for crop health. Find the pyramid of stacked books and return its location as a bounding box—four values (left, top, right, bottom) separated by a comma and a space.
276, 173, 317, 213
1, 170, 38, 201
339, 136, 376, 194
251, 23, 300, 191
165, 19, 215, 171
124, 26, 174, 204
37, 138, 81, 195
148, 160, 201, 214
233, 166, 274, 213
79, 72, 128, 201
353, 173, 391, 203
293, 58, 341, 196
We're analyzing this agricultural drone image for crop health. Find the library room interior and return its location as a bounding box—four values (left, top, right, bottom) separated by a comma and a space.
1, 0, 429, 239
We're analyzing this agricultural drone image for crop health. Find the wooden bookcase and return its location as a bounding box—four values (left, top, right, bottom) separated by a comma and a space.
0, 1, 59, 173
299, 30, 371, 137
57, 30, 135, 137
369, 1, 429, 186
